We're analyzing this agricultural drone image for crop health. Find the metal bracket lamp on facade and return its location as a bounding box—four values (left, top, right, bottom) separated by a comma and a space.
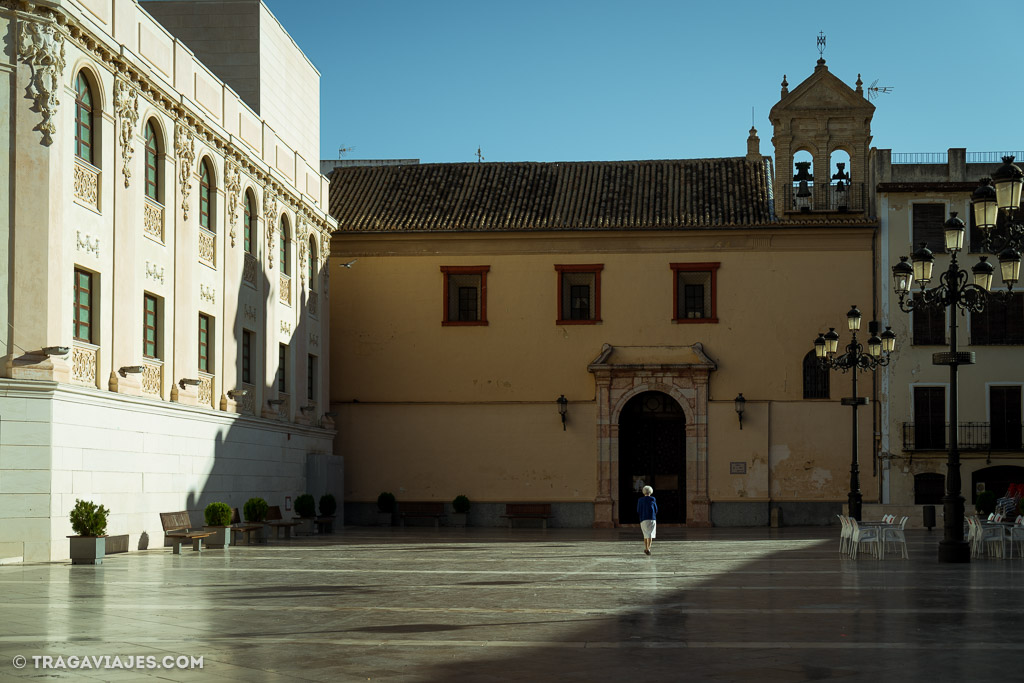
556, 395, 568, 431
734, 393, 746, 429
118, 365, 144, 377
267, 398, 285, 407
42, 346, 70, 356
226, 388, 249, 399
299, 404, 316, 414
812, 305, 896, 522
178, 378, 201, 390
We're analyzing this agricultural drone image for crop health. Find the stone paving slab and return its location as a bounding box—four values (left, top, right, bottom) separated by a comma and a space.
1, 526, 1022, 681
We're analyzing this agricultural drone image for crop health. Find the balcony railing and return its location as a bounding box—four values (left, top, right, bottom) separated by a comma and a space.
73, 159, 100, 211
71, 342, 98, 387
902, 422, 1024, 452
198, 371, 214, 408
141, 359, 162, 397
780, 182, 866, 214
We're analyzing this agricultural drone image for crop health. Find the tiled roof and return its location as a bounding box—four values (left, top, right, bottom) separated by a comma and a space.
329, 158, 775, 232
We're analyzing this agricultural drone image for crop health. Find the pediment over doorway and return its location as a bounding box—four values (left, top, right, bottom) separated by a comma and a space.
587, 343, 717, 372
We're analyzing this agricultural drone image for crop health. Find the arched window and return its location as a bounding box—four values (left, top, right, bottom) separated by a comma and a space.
802, 350, 829, 399
308, 235, 318, 289
144, 121, 160, 201
199, 159, 213, 232
280, 216, 290, 275
74, 72, 94, 164
243, 190, 256, 255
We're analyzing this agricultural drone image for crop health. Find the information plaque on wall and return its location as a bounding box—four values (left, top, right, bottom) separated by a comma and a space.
730, 462, 747, 474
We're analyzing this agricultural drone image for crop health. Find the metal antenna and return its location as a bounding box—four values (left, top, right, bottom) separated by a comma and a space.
338, 144, 356, 157
866, 79, 894, 101
476, 146, 484, 163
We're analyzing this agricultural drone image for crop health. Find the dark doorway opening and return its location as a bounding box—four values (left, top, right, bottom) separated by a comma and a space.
618, 391, 686, 524
971, 465, 1024, 504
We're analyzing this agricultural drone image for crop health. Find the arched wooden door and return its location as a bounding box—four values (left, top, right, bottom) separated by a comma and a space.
618, 391, 686, 524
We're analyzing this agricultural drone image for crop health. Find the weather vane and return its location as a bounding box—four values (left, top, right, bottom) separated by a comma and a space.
817, 31, 826, 58
476, 146, 484, 163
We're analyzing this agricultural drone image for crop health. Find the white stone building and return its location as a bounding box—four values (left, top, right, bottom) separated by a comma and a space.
0, 0, 338, 563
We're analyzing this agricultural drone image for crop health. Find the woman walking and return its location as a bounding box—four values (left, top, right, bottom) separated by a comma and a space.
637, 485, 657, 555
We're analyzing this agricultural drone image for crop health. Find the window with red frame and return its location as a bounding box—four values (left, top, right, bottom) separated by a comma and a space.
671, 263, 720, 323
555, 264, 602, 324
441, 266, 489, 325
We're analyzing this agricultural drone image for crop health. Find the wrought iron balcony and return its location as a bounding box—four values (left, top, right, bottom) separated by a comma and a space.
902, 422, 1023, 452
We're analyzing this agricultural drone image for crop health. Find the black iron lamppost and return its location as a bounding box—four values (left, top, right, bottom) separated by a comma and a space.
891, 212, 1018, 563
971, 155, 1024, 256
813, 306, 896, 521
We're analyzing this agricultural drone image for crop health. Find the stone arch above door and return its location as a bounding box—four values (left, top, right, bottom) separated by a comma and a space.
588, 343, 716, 528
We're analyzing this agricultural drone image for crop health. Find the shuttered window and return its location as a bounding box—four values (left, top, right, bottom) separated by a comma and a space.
914, 386, 946, 450
145, 122, 159, 201
198, 314, 212, 373
74, 73, 94, 164
802, 350, 829, 399
143, 294, 159, 359
990, 386, 1022, 450
971, 293, 1024, 345
912, 203, 946, 253
912, 294, 946, 345
73, 269, 93, 343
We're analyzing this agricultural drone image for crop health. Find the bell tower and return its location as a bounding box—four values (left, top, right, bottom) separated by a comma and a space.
768, 45, 875, 219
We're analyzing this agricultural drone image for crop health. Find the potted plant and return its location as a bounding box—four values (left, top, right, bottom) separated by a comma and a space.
293, 494, 316, 535
451, 495, 470, 527
203, 502, 233, 548
244, 497, 269, 540
69, 499, 109, 565
975, 490, 997, 517
319, 494, 337, 533
377, 491, 396, 527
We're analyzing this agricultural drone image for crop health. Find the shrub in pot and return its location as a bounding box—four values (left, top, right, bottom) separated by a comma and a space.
69, 499, 109, 565
377, 491, 396, 526
244, 497, 269, 523
450, 495, 470, 528
294, 494, 316, 518
319, 494, 337, 517
203, 502, 233, 548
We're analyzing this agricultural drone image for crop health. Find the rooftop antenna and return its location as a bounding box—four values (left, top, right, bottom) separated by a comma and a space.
751, 107, 755, 127
338, 144, 356, 158
476, 146, 484, 163
865, 78, 894, 101
816, 31, 826, 59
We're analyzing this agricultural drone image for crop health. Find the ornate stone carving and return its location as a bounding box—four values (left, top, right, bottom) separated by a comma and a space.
280, 320, 291, 335
308, 290, 319, 317
76, 230, 100, 257
243, 304, 258, 322
321, 230, 331, 297
114, 78, 140, 188
143, 197, 164, 241
141, 361, 162, 396
198, 374, 214, 407
238, 383, 255, 415
145, 261, 165, 284
309, 331, 319, 348
299, 238, 308, 286
175, 121, 196, 220
225, 159, 241, 247
73, 161, 99, 209
264, 187, 278, 269
71, 343, 97, 386
18, 19, 66, 145
198, 228, 215, 266
279, 273, 292, 306
200, 283, 215, 304
243, 252, 258, 286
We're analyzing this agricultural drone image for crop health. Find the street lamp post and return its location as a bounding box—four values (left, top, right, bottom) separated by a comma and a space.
891, 212, 1019, 563
814, 306, 896, 521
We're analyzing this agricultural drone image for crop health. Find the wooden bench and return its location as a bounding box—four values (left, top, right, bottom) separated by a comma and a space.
399, 502, 446, 528
315, 516, 335, 534
230, 508, 265, 545
501, 503, 553, 529
266, 505, 301, 539
160, 511, 213, 554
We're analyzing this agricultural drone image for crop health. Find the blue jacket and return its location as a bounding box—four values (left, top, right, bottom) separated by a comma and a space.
637, 496, 657, 522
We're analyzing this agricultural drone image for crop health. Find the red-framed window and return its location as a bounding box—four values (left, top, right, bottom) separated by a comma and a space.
143, 294, 159, 359
308, 236, 318, 290
280, 216, 290, 275
441, 266, 489, 326
144, 121, 160, 201
243, 190, 255, 254
74, 73, 94, 164
307, 354, 316, 401
199, 159, 213, 232
241, 329, 252, 384
555, 264, 603, 324
198, 314, 212, 373
73, 268, 93, 343
278, 343, 288, 393
671, 262, 720, 323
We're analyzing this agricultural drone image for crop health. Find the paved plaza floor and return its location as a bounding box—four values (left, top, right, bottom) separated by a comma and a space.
2, 525, 1023, 682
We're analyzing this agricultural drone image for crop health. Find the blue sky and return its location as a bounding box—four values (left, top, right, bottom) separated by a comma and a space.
264, 0, 1023, 165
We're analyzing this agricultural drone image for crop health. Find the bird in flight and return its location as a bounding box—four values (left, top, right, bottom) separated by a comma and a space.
339, 259, 357, 268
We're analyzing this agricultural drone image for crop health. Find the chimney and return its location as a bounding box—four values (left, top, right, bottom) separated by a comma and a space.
746, 126, 761, 162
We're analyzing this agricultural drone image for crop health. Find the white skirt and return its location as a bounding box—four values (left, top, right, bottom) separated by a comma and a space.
640, 519, 657, 539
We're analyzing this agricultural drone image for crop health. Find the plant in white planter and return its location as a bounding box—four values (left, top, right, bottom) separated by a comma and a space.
377, 491, 396, 527
69, 499, 109, 565
293, 494, 316, 535
451, 495, 470, 527
203, 502, 232, 549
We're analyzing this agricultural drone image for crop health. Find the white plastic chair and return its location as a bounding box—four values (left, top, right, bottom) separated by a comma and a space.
881, 516, 909, 559
837, 515, 852, 554
977, 518, 1007, 558
1010, 516, 1024, 558
849, 519, 880, 559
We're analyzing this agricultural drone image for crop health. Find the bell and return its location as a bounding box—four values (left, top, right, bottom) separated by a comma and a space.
796, 180, 811, 198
